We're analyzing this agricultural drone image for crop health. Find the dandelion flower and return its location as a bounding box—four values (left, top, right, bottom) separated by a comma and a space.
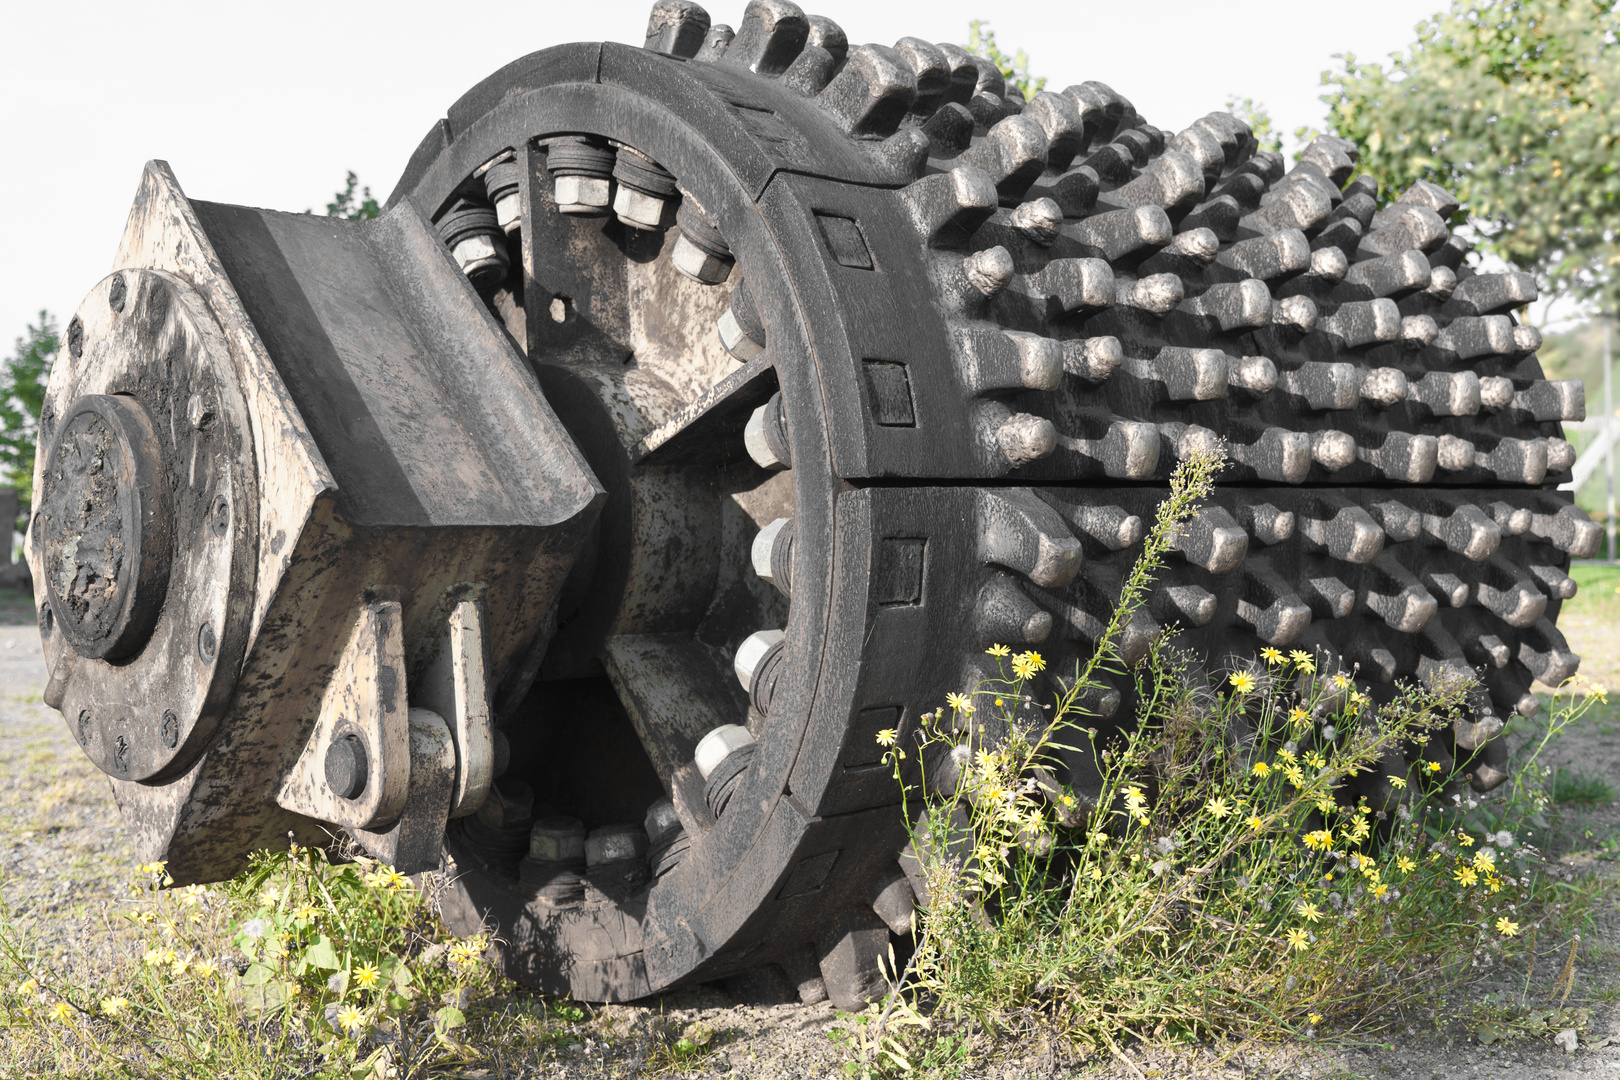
1012, 651, 1046, 678
143, 948, 165, 967
1285, 928, 1310, 952
1371, 883, 1389, 898
1260, 647, 1284, 664
1288, 707, 1309, 726
1308, 1012, 1323, 1026
50, 1001, 72, 1023
1288, 651, 1316, 674
1315, 798, 1336, 815
1123, 786, 1149, 822
875, 729, 898, 747
1454, 865, 1479, 887
1496, 917, 1520, 937
354, 963, 381, 990
1397, 856, 1416, 873
1246, 814, 1266, 832
1388, 775, 1407, 790
1251, 761, 1272, 778
1457, 832, 1474, 848
193, 962, 217, 980
1206, 797, 1232, 819
1228, 671, 1257, 695
1331, 674, 1351, 690
1297, 901, 1324, 923
1472, 849, 1496, 872
1284, 766, 1307, 787
335, 1004, 365, 1034
100, 996, 129, 1018
1277, 747, 1297, 762
381, 869, 410, 890
985, 644, 1010, 658
944, 692, 974, 715
1425, 761, 1442, 774
18, 979, 39, 996
1303, 830, 1333, 851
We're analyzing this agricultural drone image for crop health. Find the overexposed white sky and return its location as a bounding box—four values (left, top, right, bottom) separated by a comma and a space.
0, 0, 1442, 348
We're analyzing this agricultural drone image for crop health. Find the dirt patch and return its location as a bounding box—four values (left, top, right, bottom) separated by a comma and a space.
2, 618, 1618, 1078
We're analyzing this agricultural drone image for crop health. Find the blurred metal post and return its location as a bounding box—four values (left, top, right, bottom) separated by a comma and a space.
1608, 316, 1615, 562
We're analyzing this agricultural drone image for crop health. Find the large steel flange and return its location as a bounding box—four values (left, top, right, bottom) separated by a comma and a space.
33, 268, 256, 782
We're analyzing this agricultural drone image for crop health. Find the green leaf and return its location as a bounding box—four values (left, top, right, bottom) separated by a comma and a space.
305, 934, 341, 971
435, 1005, 466, 1031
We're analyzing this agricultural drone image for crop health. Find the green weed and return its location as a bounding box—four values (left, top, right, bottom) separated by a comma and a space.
1553, 768, 1617, 809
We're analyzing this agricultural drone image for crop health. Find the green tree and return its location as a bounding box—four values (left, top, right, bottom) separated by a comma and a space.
308, 171, 380, 221
967, 20, 1047, 102
1317, 0, 1620, 309
1224, 97, 1283, 154
0, 312, 58, 507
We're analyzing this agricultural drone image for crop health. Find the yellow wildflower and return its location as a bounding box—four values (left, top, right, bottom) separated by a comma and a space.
1388, 775, 1407, 789
1289, 651, 1316, 674
1261, 647, 1284, 663
1012, 651, 1046, 678
1277, 747, 1297, 763
1285, 928, 1310, 951
1455, 865, 1479, 887
1496, 917, 1520, 937
1229, 671, 1258, 695
354, 963, 380, 990
1288, 707, 1309, 726
1457, 832, 1475, 848
985, 644, 1010, 657
1206, 796, 1232, 819
1303, 830, 1334, 851
1371, 883, 1389, 898
1331, 674, 1352, 690
1123, 786, 1149, 822
1308, 1012, 1324, 1026
1246, 814, 1266, 832
1284, 766, 1307, 787
944, 692, 974, 715
1396, 856, 1416, 873
1305, 752, 1326, 769
1315, 798, 1336, 815
875, 729, 898, 747
1472, 849, 1495, 872
1425, 761, 1442, 774
1488, 874, 1503, 894
50, 1001, 72, 1023
100, 996, 129, 1017
1297, 901, 1324, 923
335, 1004, 365, 1034
1252, 761, 1271, 778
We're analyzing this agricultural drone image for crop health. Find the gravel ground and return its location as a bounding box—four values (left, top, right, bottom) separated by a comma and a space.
2, 585, 1618, 1077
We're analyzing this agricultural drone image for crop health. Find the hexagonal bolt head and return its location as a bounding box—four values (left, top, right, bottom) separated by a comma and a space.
494, 192, 521, 234
718, 307, 765, 361
452, 235, 509, 289
554, 176, 611, 215
744, 403, 786, 470
614, 186, 674, 230
528, 816, 586, 862
751, 518, 790, 587
695, 723, 757, 781
732, 629, 785, 695
671, 233, 734, 285
323, 733, 368, 800
585, 825, 649, 866
644, 798, 683, 845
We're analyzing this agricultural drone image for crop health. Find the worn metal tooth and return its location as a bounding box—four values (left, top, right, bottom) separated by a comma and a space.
1179, 279, 1272, 331
866, 864, 916, 938
1360, 367, 1408, 407
1429, 231, 1473, 270
960, 246, 1015, 302
1423, 502, 1501, 561
957, 115, 1050, 199
895, 37, 949, 114
1368, 499, 1422, 542
1210, 229, 1311, 284
1028, 164, 1099, 218
1454, 712, 1504, 754
1239, 181, 1333, 237
1359, 431, 1439, 484
1021, 93, 1086, 173
1102, 151, 1205, 215
1488, 500, 1532, 536
1062, 336, 1123, 381
1468, 632, 1512, 669
1211, 171, 1265, 210
1518, 619, 1580, 687
931, 43, 980, 108
1273, 296, 1318, 335
1238, 565, 1313, 646
1239, 502, 1295, 545
1478, 376, 1514, 412
721, 0, 809, 74
1341, 249, 1432, 299
803, 14, 846, 60
1063, 81, 1131, 146
919, 102, 975, 157
1303, 245, 1350, 287
744, 393, 791, 470
1156, 228, 1221, 268
1227, 355, 1277, 396
1079, 143, 1134, 186
1425, 265, 1458, 300
1013, 257, 1115, 316
1295, 136, 1356, 185
1444, 271, 1538, 317
1152, 583, 1218, 627
899, 166, 998, 247
1180, 194, 1242, 240
1066, 206, 1173, 263
1433, 314, 1516, 361
1361, 553, 1439, 633
967, 53, 1006, 99
1115, 273, 1185, 316
1401, 315, 1439, 349
1511, 379, 1585, 422
1437, 435, 1477, 473
1319, 299, 1402, 348
752, 517, 795, 594
645, 0, 712, 57
1422, 568, 1471, 607
1529, 502, 1602, 557
1311, 216, 1363, 257
980, 404, 1057, 468
977, 489, 1083, 587
1067, 503, 1143, 550
1478, 437, 1549, 485
1394, 178, 1460, 220
817, 44, 917, 137
1170, 506, 1248, 574
974, 573, 1054, 646
1159, 422, 1221, 466
1168, 124, 1225, 181
1359, 205, 1448, 258
694, 22, 734, 61
1067, 419, 1160, 478
781, 43, 839, 96
967, 90, 1014, 131
717, 280, 766, 359
955, 328, 1064, 395
1229, 427, 1312, 484
1301, 498, 1385, 564
1304, 574, 1357, 619
877, 124, 931, 180
1513, 324, 1543, 356
1475, 557, 1550, 628
1009, 198, 1062, 245
1280, 361, 1360, 411
1409, 370, 1482, 416
1528, 564, 1577, 600
1483, 662, 1540, 718
1124, 347, 1228, 401
1311, 430, 1357, 472
1548, 438, 1576, 473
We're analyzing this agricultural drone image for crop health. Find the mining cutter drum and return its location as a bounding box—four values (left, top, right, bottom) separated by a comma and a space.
26, 0, 1595, 1008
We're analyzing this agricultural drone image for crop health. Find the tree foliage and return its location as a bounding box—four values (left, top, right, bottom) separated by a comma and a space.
1224, 97, 1283, 154
966, 20, 1046, 102
1319, 0, 1620, 309
0, 312, 57, 505
309, 171, 380, 221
